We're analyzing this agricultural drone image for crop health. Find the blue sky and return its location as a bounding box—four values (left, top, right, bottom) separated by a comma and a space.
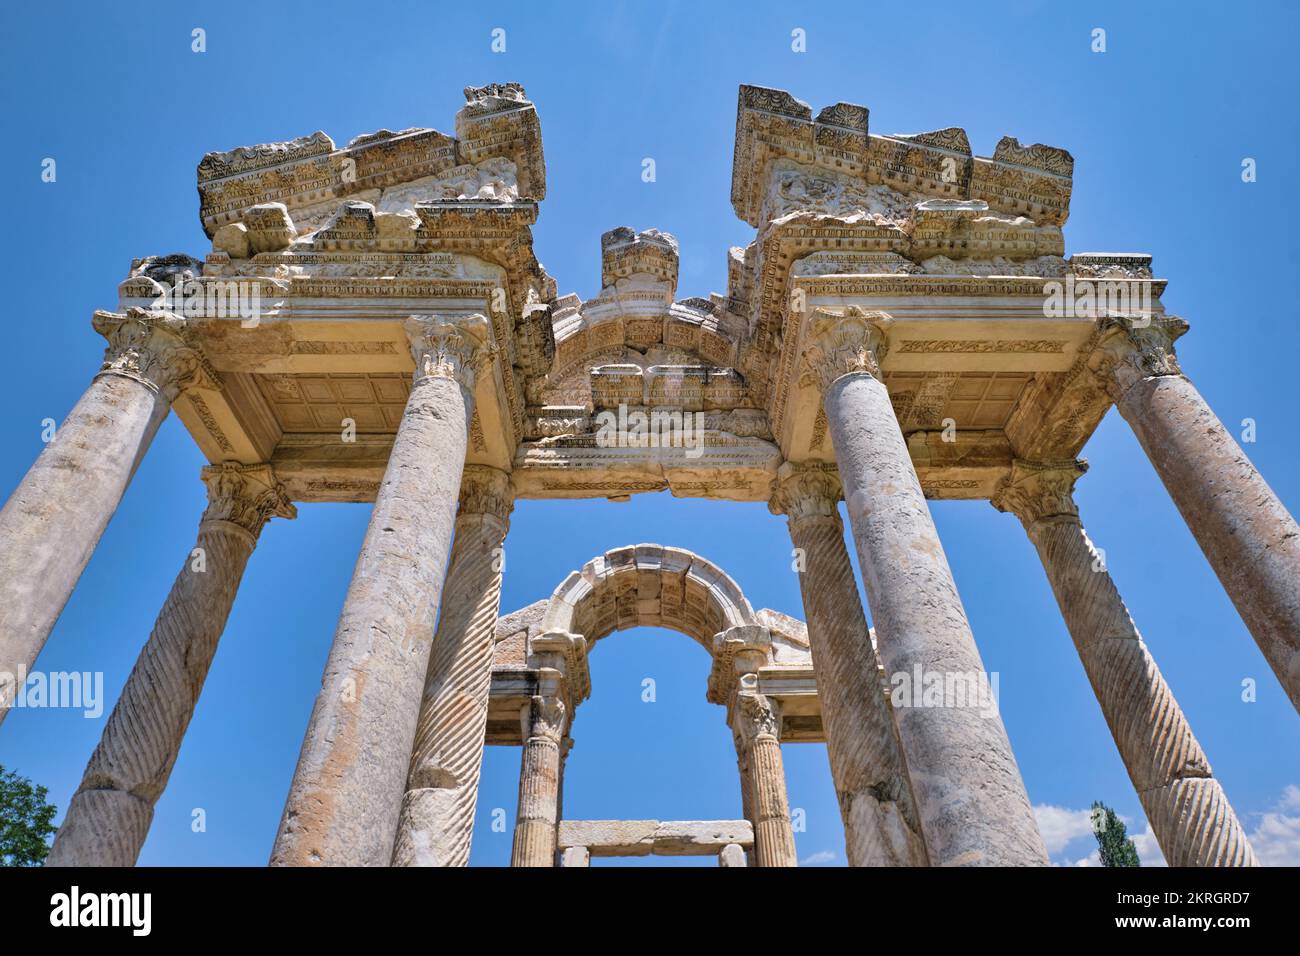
1, 0, 1297, 867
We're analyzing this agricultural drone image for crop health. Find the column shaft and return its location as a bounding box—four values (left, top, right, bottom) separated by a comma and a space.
46, 464, 293, 866
511, 695, 564, 867
392, 468, 512, 866
0, 310, 211, 722
1100, 325, 1300, 711
774, 464, 928, 866
734, 689, 797, 867
996, 461, 1257, 866
806, 309, 1047, 866
271, 315, 489, 867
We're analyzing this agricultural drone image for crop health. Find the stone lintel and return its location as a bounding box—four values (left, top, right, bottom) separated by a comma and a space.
556, 819, 754, 856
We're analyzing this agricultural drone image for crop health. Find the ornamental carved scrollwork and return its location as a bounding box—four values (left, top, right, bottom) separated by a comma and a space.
92, 308, 219, 401
403, 313, 492, 391
800, 307, 891, 392
991, 459, 1086, 525
1090, 315, 1188, 402
200, 462, 297, 538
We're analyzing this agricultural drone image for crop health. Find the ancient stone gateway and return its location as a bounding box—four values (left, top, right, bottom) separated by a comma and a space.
6, 81, 1291, 867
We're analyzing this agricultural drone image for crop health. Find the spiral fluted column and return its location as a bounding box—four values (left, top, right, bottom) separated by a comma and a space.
994, 459, 1257, 867
46, 463, 294, 866
393, 466, 513, 867
1092, 316, 1300, 712
802, 307, 1047, 866
0, 309, 215, 724
272, 314, 490, 867
772, 462, 928, 866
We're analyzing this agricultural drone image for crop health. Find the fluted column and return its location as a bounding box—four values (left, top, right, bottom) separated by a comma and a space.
510, 693, 566, 867
271, 314, 491, 867
392, 466, 513, 867
46, 464, 294, 866
994, 459, 1257, 866
735, 742, 756, 867
732, 676, 797, 867
1092, 316, 1300, 711
802, 307, 1047, 866
771, 461, 928, 866
0, 309, 215, 724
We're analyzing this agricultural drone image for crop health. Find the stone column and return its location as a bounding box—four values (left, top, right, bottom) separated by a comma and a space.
802, 307, 1047, 866
392, 466, 513, 867
1092, 316, 1300, 712
46, 464, 294, 867
994, 460, 1258, 866
510, 692, 566, 867
732, 675, 797, 867
735, 744, 756, 867
771, 461, 928, 867
0, 309, 214, 723
560, 845, 590, 868
271, 314, 491, 867
719, 843, 747, 867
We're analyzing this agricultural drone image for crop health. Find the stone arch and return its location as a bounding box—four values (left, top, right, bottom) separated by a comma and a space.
540, 543, 756, 650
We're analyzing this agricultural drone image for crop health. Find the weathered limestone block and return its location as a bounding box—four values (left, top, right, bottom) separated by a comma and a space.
0, 309, 215, 725
560, 845, 590, 868
393, 466, 513, 867
46, 464, 293, 866
270, 314, 490, 867
803, 307, 1048, 867
771, 462, 929, 867
994, 460, 1257, 867
1093, 318, 1300, 713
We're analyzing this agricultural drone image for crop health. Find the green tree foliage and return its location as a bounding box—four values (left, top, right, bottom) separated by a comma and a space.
1091, 800, 1140, 867
0, 765, 58, 866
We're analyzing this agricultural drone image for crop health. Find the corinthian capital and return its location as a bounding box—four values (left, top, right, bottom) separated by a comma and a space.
800, 307, 891, 392
92, 308, 218, 400
733, 683, 780, 748
1090, 315, 1189, 402
768, 460, 841, 522
991, 459, 1086, 524
457, 465, 514, 521
403, 314, 492, 390
199, 462, 297, 539
524, 694, 567, 745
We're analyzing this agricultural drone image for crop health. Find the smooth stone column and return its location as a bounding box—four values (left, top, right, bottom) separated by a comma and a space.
560, 845, 589, 868
271, 314, 490, 867
392, 466, 513, 867
511, 693, 566, 867
1093, 316, 1300, 712
719, 843, 747, 867
772, 461, 928, 867
46, 464, 294, 866
802, 307, 1048, 866
732, 677, 797, 867
994, 460, 1258, 866
0, 309, 214, 723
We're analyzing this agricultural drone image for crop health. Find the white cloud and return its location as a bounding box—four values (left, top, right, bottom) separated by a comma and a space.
1249, 785, 1300, 866
1033, 804, 1095, 855
799, 849, 837, 866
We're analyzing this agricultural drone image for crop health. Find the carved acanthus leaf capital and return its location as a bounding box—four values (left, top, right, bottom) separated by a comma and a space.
991, 459, 1086, 524
1090, 315, 1188, 402
403, 313, 492, 391
800, 307, 891, 392
525, 693, 567, 745
734, 684, 780, 747
458, 464, 514, 521
93, 308, 219, 400
200, 462, 296, 538
768, 460, 841, 521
